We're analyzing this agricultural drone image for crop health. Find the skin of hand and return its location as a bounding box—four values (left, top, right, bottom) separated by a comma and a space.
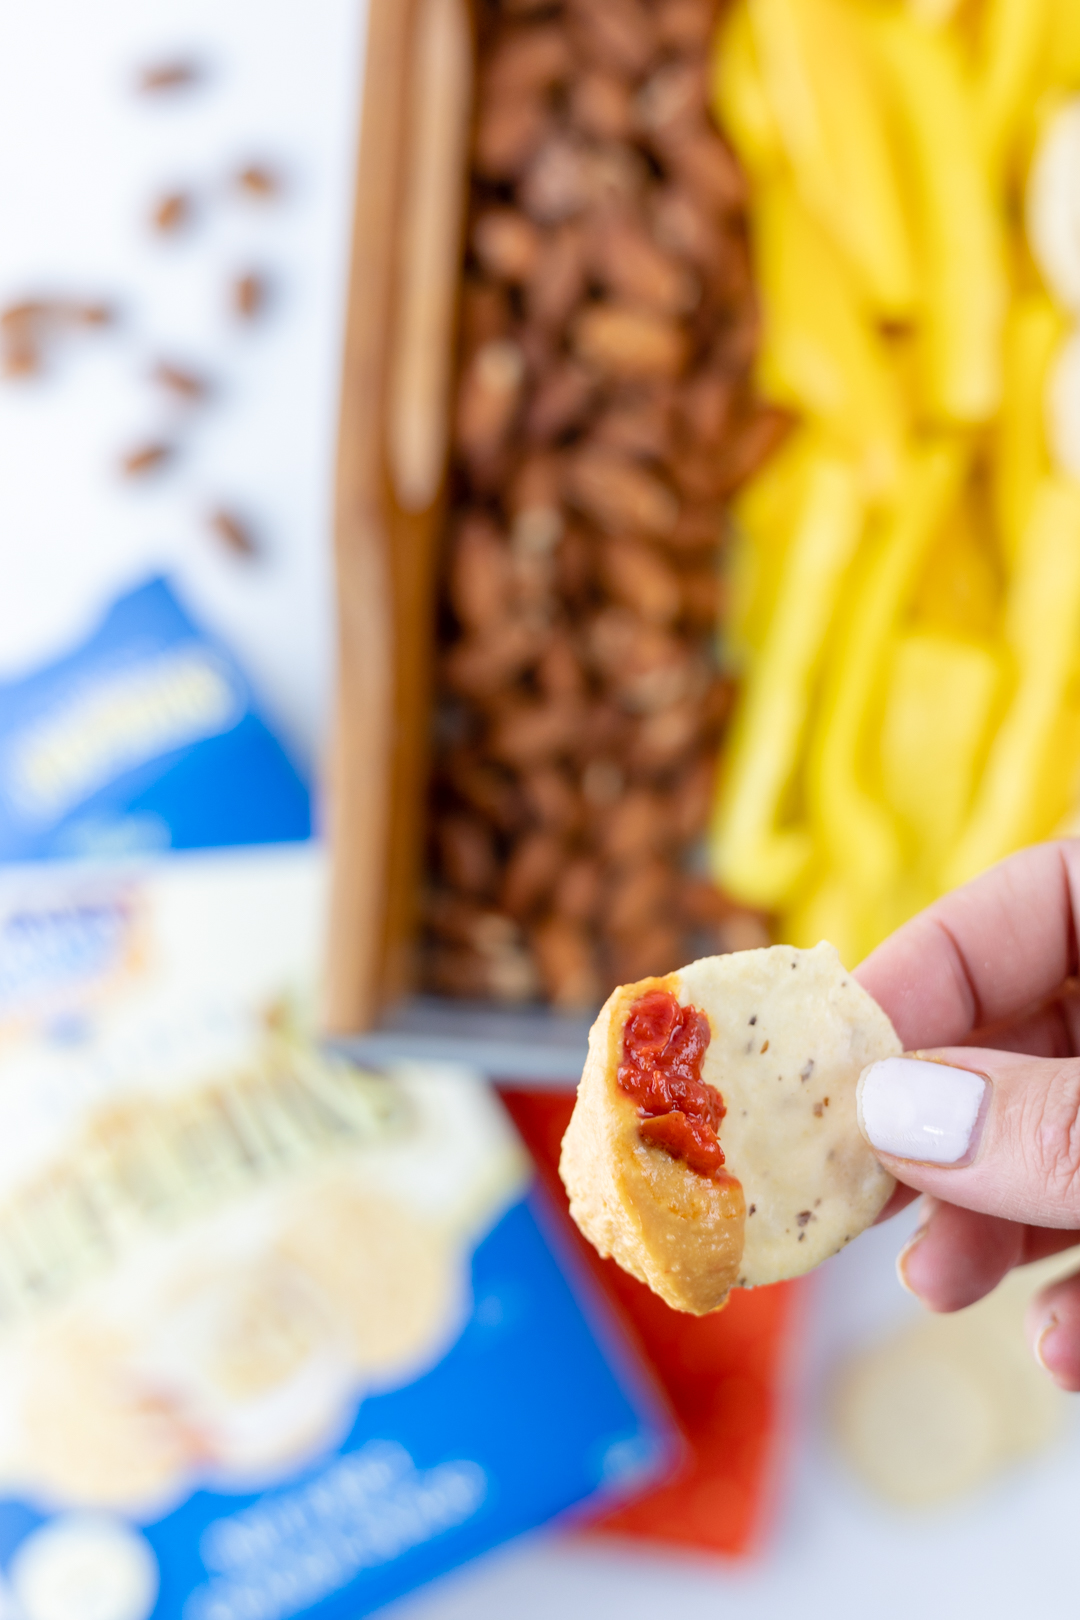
853, 839, 1080, 1391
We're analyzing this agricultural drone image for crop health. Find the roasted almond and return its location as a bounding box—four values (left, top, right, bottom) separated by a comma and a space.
473, 210, 541, 282
566, 0, 659, 79
487, 699, 580, 766
437, 815, 499, 896
572, 303, 687, 380
569, 72, 634, 141
500, 830, 566, 916
599, 536, 682, 625
448, 515, 515, 631
531, 916, 600, 1011
564, 445, 679, 535
455, 339, 527, 466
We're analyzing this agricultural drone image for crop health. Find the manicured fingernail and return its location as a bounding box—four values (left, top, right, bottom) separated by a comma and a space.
1035, 1314, 1060, 1375
857, 1056, 988, 1165
895, 1224, 928, 1297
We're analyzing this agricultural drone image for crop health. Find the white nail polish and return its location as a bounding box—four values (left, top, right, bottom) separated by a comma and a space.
857, 1057, 988, 1165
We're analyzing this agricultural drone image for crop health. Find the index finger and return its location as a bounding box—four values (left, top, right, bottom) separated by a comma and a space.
853, 840, 1080, 1049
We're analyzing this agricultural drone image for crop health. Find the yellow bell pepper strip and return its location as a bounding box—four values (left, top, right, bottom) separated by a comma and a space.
753, 179, 907, 494
780, 869, 878, 973
868, 12, 1009, 424
748, 0, 916, 320
879, 631, 1003, 869
908, 484, 1003, 640
975, 0, 1050, 181
803, 440, 966, 905
908, 0, 963, 23
944, 476, 1080, 888
724, 428, 818, 672
711, 0, 783, 180
711, 453, 864, 910
992, 294, 1064, 570
1043, 0, 1080, 89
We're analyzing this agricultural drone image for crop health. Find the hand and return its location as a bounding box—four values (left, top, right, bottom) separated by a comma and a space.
853, 839, 1080, 1391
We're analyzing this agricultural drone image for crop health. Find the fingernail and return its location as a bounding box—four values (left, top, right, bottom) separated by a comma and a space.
895, 1227, 926, 1296
1035, 1314, 1060, 1374
857, 1056, 988, 1165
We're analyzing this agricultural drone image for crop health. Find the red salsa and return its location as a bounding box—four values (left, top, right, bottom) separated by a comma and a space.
617, 987, 726, 1179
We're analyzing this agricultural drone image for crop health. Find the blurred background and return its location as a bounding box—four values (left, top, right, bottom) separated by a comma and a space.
2, 0, 1080, 1616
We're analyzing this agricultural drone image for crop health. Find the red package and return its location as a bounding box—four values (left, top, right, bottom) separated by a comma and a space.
500, 1087, 803, 1558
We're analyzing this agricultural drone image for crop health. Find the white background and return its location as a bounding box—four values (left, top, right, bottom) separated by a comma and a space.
0, 0, 365, 780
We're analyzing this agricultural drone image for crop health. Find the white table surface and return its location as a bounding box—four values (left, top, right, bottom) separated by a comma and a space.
392, 1202, 1080, 1620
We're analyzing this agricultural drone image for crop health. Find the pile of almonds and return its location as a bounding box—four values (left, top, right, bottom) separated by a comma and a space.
423, 0, 783, 1011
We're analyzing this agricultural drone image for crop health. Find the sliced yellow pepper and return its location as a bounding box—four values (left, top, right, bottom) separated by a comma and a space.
909, 484, 1003, 640
725, 427, 819, 672
975, 0, 1050, 181
711, 0, 783, 180
753, 179, 907, 493
944, 477, 1080, 888
868, 12, 1009, 424
879, 631, 1003, 868
748, 0, 916, 319
1043, 0, 1080, 89
711, 453, 864, 910
992, 294, 1064, 570
805, 441, 966, 890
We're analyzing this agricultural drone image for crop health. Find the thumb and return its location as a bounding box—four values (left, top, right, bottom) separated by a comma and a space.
857, 1048, 1080, 1229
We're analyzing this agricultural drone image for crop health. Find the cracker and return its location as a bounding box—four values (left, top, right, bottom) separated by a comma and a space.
559, 941, 899, 1312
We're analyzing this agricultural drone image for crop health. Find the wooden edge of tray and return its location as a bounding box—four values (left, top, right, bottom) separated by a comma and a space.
325, 0, 476, 1035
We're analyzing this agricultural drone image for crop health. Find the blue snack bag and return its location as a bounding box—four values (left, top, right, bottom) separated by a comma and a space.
0, 576, 311, 860
0, 582, 673, 1620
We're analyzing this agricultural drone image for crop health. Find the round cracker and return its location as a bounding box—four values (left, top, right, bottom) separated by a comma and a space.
560, 941, 898, 1312
678, 942, 898, 1287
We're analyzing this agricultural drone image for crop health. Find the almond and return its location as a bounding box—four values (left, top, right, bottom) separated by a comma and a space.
525, 360, 595, 440
600, 536, 682, 624
500, 830, 566, 916
605, 860, 674, 936
567, 0, 659, 79
588, 213, 698, 315
456, 339, 527, 466
483, 24, 572, 100
448, 515, 514, 631
628, 700, 701, 769
572, 303, 687, 380
521, 767, 582, 832
473, 210, 541, 282
487, 699, 579, 766
437, 816, 499, 896
564, 445, 679, 535
569, 72, 634, 141
474, 94, 550, 179
443, 620, 546, 698
552, 856, 602, 922
525, 223, 587, 328
609, 923, 682, 985
531, 916, 600, 1010
655, 0, 717, 51
599, 789, 667, 862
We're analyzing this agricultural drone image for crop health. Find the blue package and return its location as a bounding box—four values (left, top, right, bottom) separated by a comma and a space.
0, 580, 673, 1620
0, 577, 311, 860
